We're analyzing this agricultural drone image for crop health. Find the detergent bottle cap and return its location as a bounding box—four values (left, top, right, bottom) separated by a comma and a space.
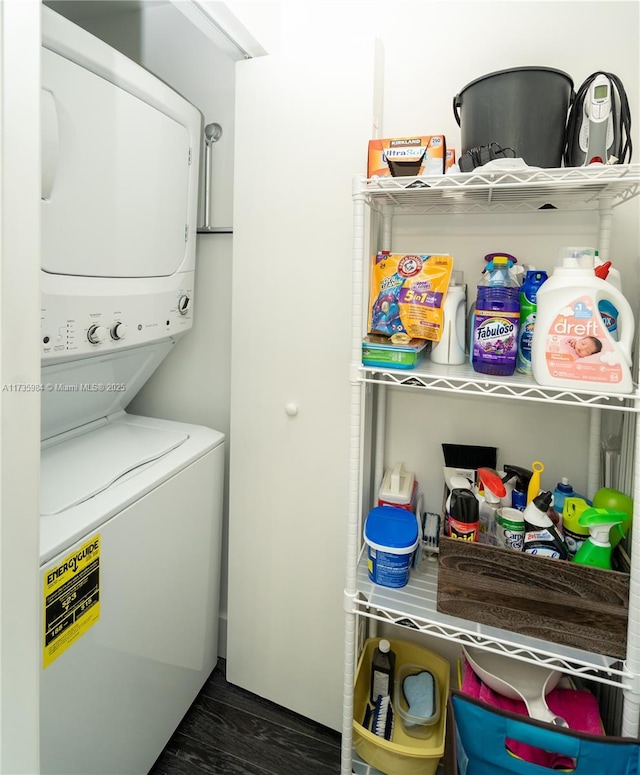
378, 639, 391, 653
594, 261, 612, 280
557, 246, 596, 271
594, 257, 623, 290
533, 491, 553, 512
480, 253, 519, 288
555, 477, 574, 494
523, 491, 554, 525
450, 269, 464, 287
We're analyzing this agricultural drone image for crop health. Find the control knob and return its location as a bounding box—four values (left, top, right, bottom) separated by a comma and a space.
111, 322, 128, 341
87, 325, 108, 344
177, 294, 191, 315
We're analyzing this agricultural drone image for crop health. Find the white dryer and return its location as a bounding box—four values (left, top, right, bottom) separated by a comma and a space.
39, 9, 223, 774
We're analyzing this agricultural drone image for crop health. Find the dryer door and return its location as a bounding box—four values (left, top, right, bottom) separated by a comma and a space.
41, 48, 192, 279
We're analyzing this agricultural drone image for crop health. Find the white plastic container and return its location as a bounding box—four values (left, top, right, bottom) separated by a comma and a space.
378, 462, 417, 511
395, 663, 441, 739
430, 274, 466, 365
364, 506, 420, 588
531, 247, 635, 393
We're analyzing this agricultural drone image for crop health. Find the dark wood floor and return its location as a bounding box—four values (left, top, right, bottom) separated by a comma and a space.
149, 659, 342, 775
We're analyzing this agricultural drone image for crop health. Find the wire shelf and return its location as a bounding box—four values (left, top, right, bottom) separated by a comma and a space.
358, 164, 640, 214
358, 362, 639, 412
354, 553, 630, 689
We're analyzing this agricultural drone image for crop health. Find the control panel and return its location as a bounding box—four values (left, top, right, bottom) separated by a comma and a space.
41, 280, 194, 362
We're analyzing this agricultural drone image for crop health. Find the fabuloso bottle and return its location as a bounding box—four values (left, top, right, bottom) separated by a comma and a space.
472, 255, 520, 376
517, 270, 548, 374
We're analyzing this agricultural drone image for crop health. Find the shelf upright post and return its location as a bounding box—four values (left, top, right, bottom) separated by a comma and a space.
597, 196, 614, 262
381, 204, 393, 251
586, 196, 616, 498
621, 195, 640, 738
622, 410, 640, 737
341, 177, 369, 775
373, 207, 394, 500
587, 409, 602, 500
599, 187, 640, 738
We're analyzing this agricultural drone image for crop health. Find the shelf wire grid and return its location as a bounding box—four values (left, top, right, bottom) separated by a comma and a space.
354, 553, 631, 690
360, 164, 640, 215
359, 365, 639, 412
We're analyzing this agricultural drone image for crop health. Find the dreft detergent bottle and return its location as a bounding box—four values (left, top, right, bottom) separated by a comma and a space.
472, 255, 520, 376
532, 247, 635, 393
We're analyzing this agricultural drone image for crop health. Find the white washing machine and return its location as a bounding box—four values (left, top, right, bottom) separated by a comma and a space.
39, 9, 224, 774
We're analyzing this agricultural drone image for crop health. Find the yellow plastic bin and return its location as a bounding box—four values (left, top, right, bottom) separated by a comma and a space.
353, 637, 450, 775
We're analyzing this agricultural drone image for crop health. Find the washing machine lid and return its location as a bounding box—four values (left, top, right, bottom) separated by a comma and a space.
41, 340, 175, 440
41, 419, 188, 515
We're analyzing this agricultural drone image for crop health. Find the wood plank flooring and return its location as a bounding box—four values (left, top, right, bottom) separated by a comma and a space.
149, 659, 343, 775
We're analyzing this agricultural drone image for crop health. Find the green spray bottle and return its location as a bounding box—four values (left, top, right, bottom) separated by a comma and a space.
571, 508, 627, 569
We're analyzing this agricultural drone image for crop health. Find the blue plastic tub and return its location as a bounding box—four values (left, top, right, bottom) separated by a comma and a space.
364, 506, 420, 588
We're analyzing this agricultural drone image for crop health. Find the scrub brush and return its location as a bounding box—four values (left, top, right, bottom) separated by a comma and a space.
372, 695, 394, 740
423, 511, 440, 557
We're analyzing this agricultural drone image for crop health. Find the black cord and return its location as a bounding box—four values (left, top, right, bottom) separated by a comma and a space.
564, 71, 632, 165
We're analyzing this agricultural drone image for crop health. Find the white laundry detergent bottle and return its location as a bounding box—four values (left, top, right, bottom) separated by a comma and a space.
531, 247, 635, 393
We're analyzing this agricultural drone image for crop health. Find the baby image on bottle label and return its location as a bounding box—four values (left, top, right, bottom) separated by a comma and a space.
544, 296, 623, 384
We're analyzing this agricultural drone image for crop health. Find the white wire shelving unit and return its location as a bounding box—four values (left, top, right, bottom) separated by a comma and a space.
341, 164, 640, 775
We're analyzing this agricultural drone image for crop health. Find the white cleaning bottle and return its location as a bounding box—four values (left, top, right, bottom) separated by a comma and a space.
431, 272, 466, 365
531, 247, 634, 393
476, 468, 506, 546
523, 491, 569, 559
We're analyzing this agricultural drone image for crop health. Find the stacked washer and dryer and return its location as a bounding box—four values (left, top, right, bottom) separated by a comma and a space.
39, 8, 224, 774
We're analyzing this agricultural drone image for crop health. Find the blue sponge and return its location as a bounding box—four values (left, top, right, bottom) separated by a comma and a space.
402, 670, 436, 723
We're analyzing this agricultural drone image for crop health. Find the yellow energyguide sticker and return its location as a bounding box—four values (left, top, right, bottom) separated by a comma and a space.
43, 535, 100, 668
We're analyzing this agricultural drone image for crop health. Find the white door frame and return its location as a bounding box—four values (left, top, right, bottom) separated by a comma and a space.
0, 0, 41, 771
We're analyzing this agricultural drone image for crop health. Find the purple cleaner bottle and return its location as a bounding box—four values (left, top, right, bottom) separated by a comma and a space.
472, 255, 520, 376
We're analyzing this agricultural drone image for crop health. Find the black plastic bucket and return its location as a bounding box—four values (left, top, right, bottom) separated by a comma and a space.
453, 67, 575, 168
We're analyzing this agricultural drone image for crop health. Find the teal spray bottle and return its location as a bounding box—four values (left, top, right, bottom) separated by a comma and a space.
572, 508, 627, 569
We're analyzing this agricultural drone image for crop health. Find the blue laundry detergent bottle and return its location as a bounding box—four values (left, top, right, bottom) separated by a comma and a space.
472, 255, 520, 376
